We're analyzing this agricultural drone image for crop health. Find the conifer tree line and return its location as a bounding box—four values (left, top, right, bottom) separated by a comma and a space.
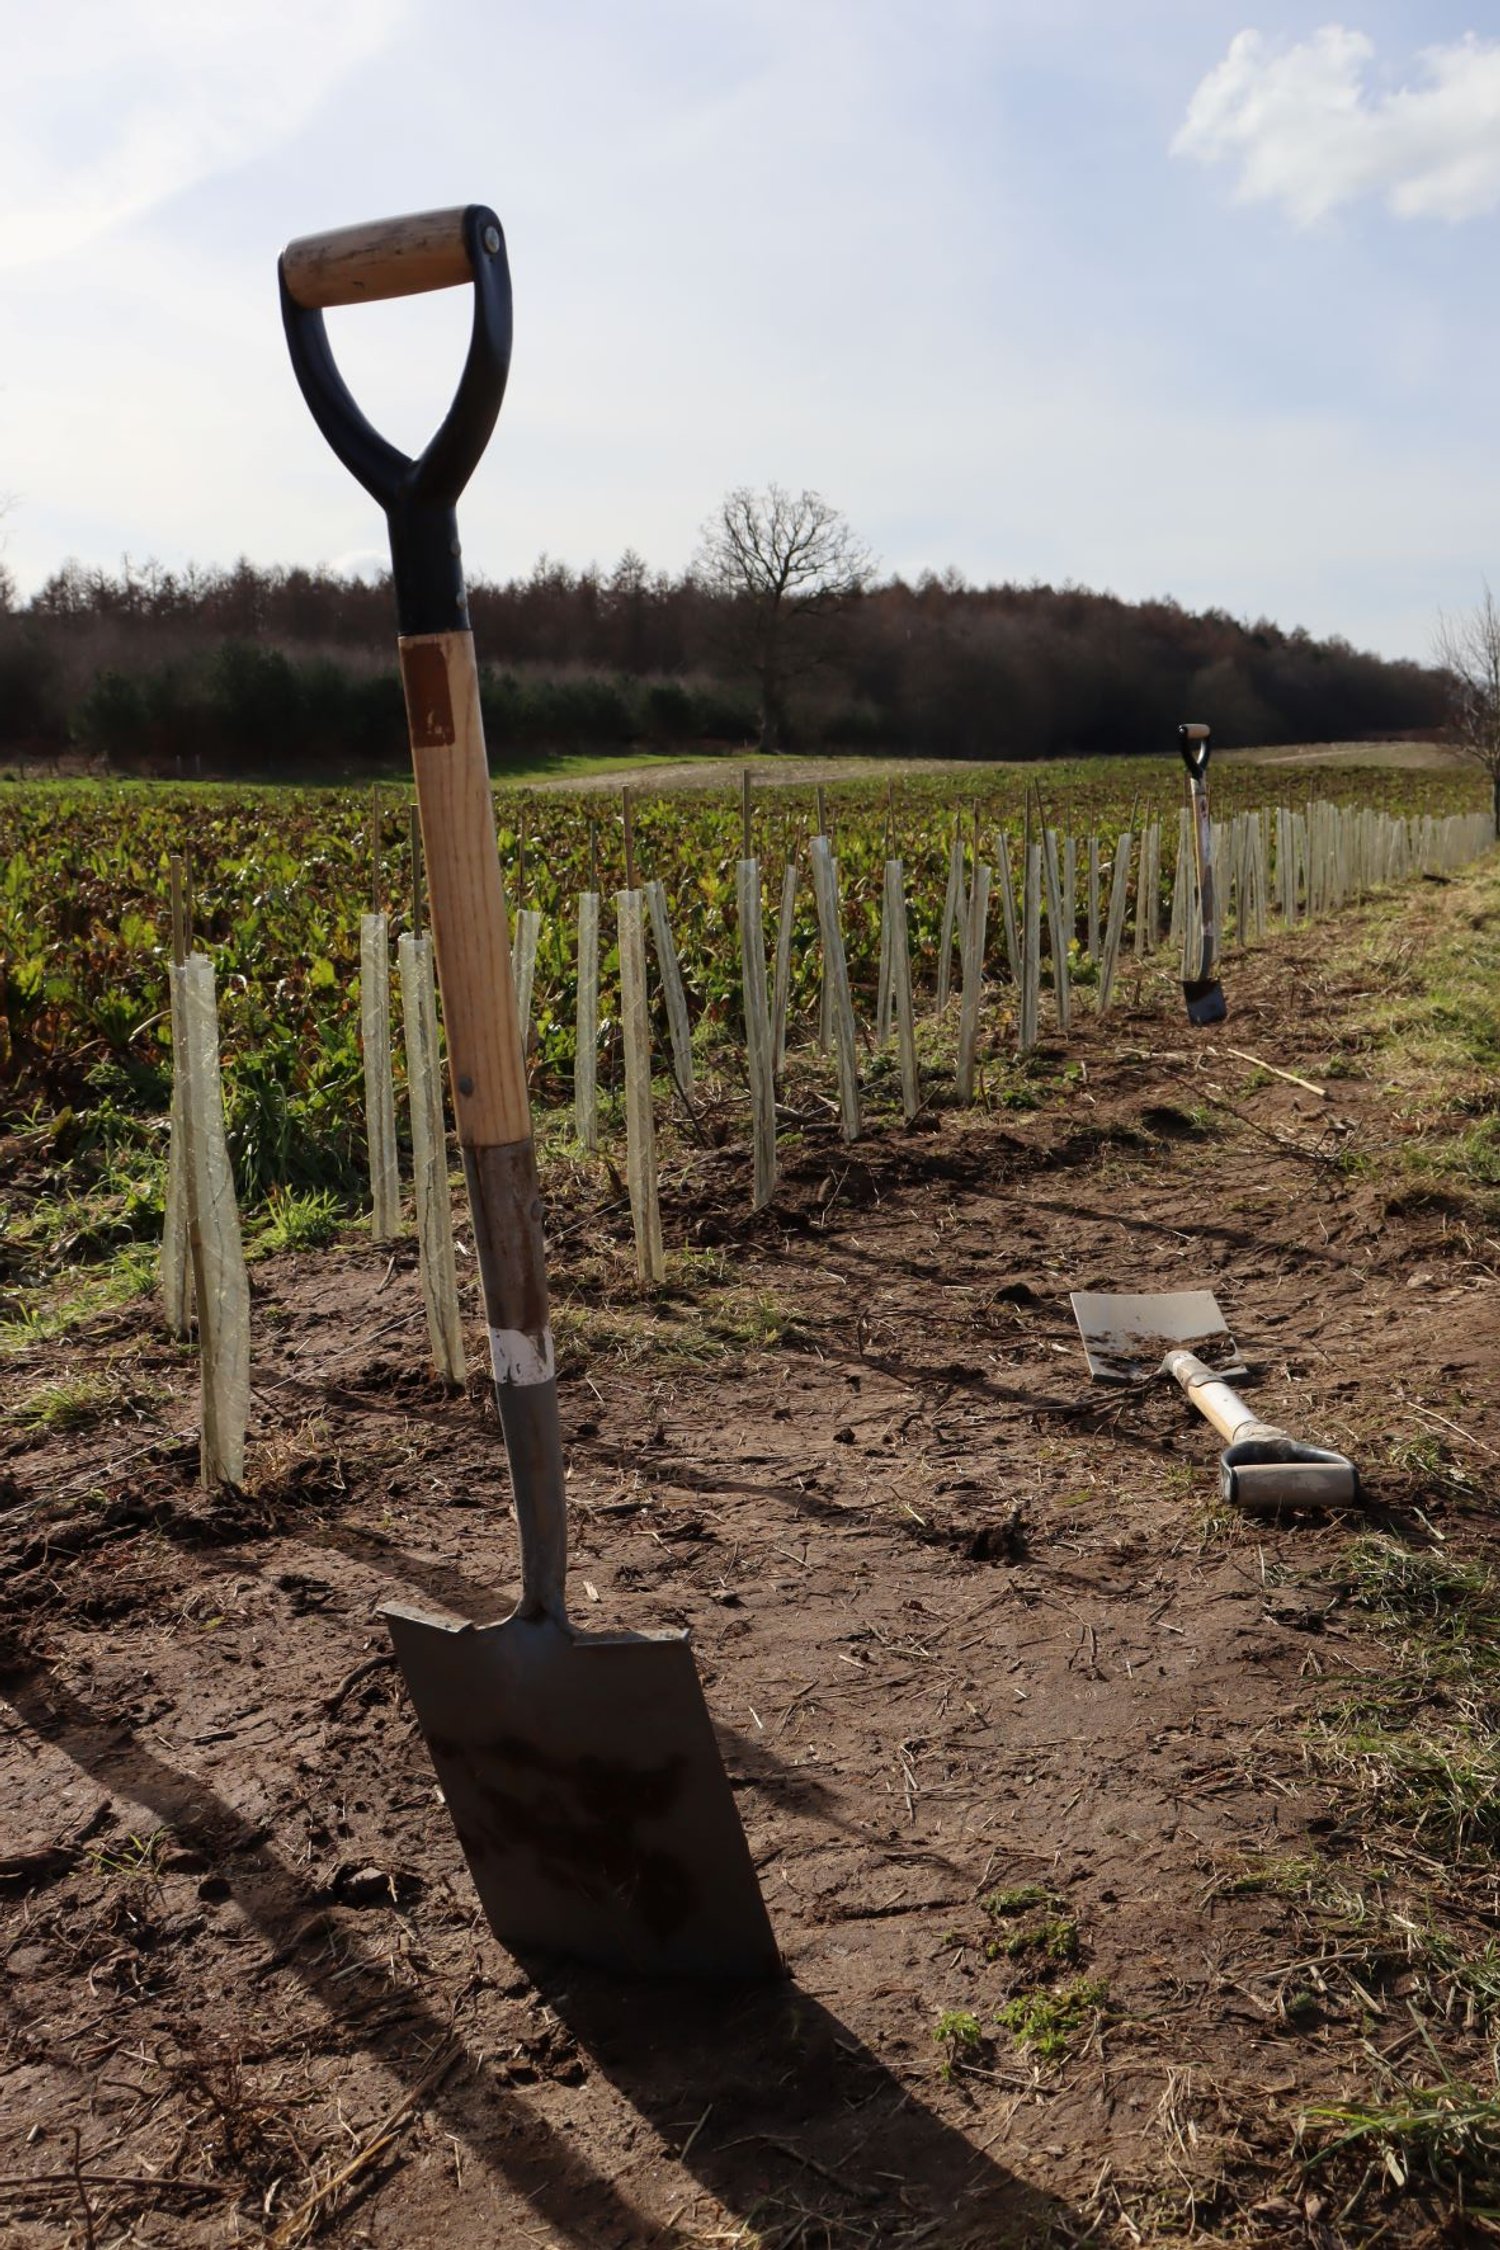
0, 489, 1444, 775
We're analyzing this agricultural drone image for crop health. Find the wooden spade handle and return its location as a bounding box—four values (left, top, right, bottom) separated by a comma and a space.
282, 207, 476, 309
399, 631, 528, 1147
1165, 1350, 1266, 1444
399, 627, 567, 1621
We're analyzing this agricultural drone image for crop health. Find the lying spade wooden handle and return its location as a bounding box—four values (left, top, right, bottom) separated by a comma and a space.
1165, 1350, 1359, 1513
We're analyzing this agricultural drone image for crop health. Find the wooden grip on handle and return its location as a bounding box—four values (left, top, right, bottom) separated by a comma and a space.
399, 632, 529, 1148
282, 207, 474, 309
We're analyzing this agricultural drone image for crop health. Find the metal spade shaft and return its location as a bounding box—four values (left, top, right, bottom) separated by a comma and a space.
279, 205, 778, 1978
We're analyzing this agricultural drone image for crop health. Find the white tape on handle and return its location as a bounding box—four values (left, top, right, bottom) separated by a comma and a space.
489, 1326, 556, 1387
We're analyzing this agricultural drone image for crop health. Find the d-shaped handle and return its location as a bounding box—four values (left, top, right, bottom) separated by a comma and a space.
278, 203, 512, 635
1178, 720, 1211, 780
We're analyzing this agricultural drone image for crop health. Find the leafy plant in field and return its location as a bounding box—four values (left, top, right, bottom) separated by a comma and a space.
931, 2008, 988, 2079
0, 764, 1486, 1315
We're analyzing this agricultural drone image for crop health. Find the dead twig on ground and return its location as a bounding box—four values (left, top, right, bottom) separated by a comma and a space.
266, 2047, 464, 2248
322, 1651, 394, 1716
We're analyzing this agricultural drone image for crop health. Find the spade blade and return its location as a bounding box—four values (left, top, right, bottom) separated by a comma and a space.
382, 1604, 782, 1981
1184, 975, 1227, 1026
1069, 1288, 1246, 1385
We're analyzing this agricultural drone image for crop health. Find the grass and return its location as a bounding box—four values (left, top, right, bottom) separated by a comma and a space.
250, 1183, 344, 1255
1309, 1712, 1500, 1855
1210, 1853, 1324, 1901
553, 1274, 807, 1369
0, 1242, 158, 1354
86, 1828, 168, 1883
1336, 864, 1500, 1203
1270, 1520, 1500, 2219
1258, 1503, 1500, 2214
1303, 2062, 1500, 2197
1386, 1432, 1480, 1495
1342, 1536, 1498, 1636
1313, 1541, 1500, 1845
7, 1367, 163, 1439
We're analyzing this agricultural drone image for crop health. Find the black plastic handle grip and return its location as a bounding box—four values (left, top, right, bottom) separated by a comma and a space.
278, 204, 512, 636
1178, 721, 1212, 780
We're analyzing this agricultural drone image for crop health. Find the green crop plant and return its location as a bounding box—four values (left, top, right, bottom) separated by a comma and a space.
996, 1978, 1110, 2060
931, 2008, 988, 2080
2, 764, 1488, 1337
982, 1883, 1051, 1919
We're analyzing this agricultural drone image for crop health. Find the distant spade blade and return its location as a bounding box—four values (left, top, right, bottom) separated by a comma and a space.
1184, 976, 1227, 1026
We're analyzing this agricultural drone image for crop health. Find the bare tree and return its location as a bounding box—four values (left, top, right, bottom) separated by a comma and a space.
0, 492, 15, 612
1434, 585, 1500, 828
695, 485, 873, 751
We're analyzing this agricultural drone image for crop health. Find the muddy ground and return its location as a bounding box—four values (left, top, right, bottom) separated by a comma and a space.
2, 885, 1497, 2247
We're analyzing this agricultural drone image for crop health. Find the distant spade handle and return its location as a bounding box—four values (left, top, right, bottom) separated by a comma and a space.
282, 206, 480, 309
1178, 724, 1217, 987
1178, 721, 1211, 780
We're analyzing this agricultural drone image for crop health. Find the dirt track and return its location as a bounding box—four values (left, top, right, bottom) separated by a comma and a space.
529, 739, 1467, 793
2, 884, 1497, 2246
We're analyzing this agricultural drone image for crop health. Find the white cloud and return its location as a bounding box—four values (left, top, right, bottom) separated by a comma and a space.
0, 0, 407, 268
1173, 26, 1500, 225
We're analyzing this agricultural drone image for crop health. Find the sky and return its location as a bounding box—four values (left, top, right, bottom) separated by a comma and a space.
4, 1, 1500, 661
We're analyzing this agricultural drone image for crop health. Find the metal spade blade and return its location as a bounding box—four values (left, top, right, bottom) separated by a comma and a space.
384, 1606, 781, 1980
1069, 1287, 1246, 1385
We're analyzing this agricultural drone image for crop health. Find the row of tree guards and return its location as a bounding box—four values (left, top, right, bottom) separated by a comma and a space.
558, 787, 1492, 1280
159, 793, 1495, 1477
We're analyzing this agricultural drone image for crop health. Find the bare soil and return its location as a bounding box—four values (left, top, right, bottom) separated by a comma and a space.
2, 897, 1497, 2247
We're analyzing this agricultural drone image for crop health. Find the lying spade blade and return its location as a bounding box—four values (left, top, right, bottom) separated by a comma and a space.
1068, 1288, 1247, 1385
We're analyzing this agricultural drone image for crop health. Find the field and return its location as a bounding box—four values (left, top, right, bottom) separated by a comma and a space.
2, 758, 1499, 2246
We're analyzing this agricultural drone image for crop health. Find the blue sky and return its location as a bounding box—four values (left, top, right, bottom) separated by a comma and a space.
4, 1, 1499, 659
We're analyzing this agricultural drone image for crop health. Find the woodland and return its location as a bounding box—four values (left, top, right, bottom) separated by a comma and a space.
0, 550, 1445, 775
